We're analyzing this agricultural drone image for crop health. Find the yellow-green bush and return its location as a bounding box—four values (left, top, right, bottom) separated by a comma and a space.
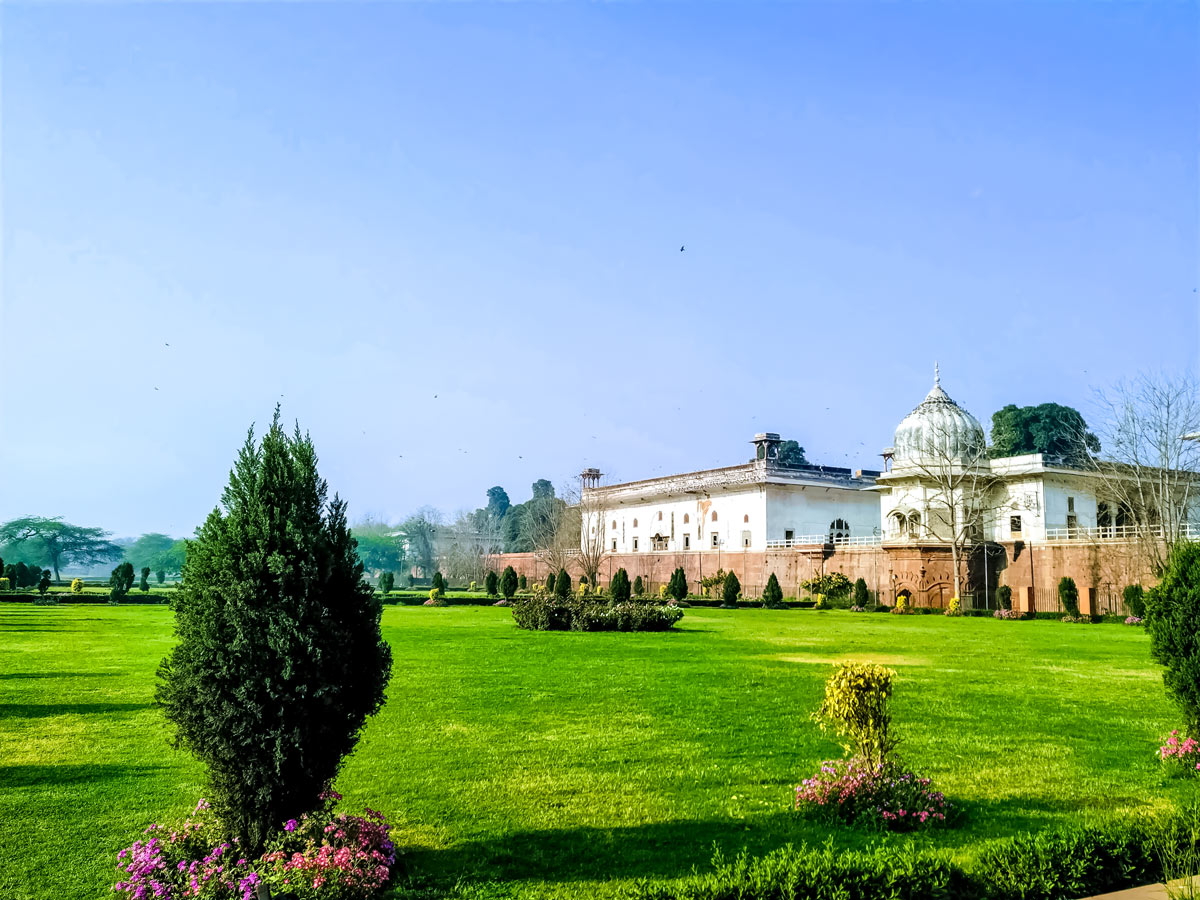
0, 577, 8, 591
71, 578, 84, 594
813, 661, 898, 769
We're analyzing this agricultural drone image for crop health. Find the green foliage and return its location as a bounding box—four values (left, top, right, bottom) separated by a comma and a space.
763, 573, 784, 609
1124, 584, 1146, 618
109, 562, 135, 602
800, 572, 853, 601
0, 516, 123, 582
776, 440, 808, 467
668, 567, 689, 601
350, 523, 405, 574
633, 574, 645, 596
545, 573, 555, 592
1147, 542, 1200, 736
484, 570, 499, 597
37, 570, 51, 595
517, 573, 527, 591
813, 661, 898, 769
431, 571, 446, 595
721, 572, 741, 607
397, 513, 437, 577
852, 577, 870, 608
989, 402, 1100, 463
156, 570, 166, 585
126, 533, 177, 572
531, 479, 554, 500
610, 568, 631, 604
486, 486, 511, 520
996, 585, 1013, 610
499, 566, 518, 600
379, 571, 395, 594
510, 596, 684, 632
1058, 576, 1080, 617
554, 569, 572, 600
139, 567, 151, 592
154, 413, 392, 854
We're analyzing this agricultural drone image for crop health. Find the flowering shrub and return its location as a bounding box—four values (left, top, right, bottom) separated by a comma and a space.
114, 794, 395, 900
850, 605, 866, 613
944, 597, 961, 617
813, 593, 827, 610
813, 662, 897, 769
1159, 731, 1200, 776
659, 584, 669, 599
994, 609, 1023, 620
1061, 615, 1090, 624
1125, 616, 1144, 626
71, 578, 84, 594
423, 594, 447, 607
892, 596, 909, 615
795, 758, 952, 831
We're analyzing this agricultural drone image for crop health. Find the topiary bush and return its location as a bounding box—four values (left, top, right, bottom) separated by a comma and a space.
668, 566, 688, 602
431, 571, 446, 596
518, 573, 527, 591
852, 577, 869, 609
609, 567, 631, 604
70, 578, 84, 594
484, 570, 499, 597
545, 572, 555, 592
996, 584, 1013, 610
379, 571, 395, 595
140, 567, 151, 593
1147, 542, 1200, 737
553, 569, 571, 600
813, 661, 898, 769
633, 575, 645, 597
721, 572, 740, 608
763, 572, 784, 609
109, 562, 134, 604
1124, 583, 1146, 618
1058, 576, 1080, 617
510, 595, 683, 632
154, 412, 392, 854
500, 566, 518, 600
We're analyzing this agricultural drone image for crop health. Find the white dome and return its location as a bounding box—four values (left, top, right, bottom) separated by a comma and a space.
892, 366, 984, 463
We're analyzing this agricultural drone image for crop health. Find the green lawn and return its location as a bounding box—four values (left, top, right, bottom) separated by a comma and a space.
0, 604, 1187, 899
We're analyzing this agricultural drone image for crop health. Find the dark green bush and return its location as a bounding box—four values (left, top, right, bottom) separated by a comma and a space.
431, 571, 446, 596
554, 569, 572, 600
500, 566, 518, 600
668, 567, 688, 602
996, 585, 1013, 610
484, 570, 499, 597
721, 572, 740, 608
518, 573, 527, 591
633, 575, 645, 596
852, 577, 869, 608
763, 573, 784, 609
109, 562, 134, 603
1124, 584, 1146, 618
37, 570, 52, 595
140, 567, 151, 592
545, 572, 555, 592
610, 567, 631, 604
510, 595, 683, 632
379, 571, 395, 594
1147, 542, 1200, 736
1058, 576, 1079, 617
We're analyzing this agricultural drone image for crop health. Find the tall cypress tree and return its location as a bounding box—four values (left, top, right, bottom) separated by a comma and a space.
668, 567, 689, 601
763, 572, 784, 608
155, 413, 392, 853
499, 566, 518, 600
610, 568, 631, 604
554, 568, 572, 599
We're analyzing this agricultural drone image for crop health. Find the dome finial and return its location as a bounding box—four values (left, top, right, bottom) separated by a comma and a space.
934, 361, 940, 388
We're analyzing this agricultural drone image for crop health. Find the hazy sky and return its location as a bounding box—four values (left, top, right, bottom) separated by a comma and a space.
2, 2, 1197, 539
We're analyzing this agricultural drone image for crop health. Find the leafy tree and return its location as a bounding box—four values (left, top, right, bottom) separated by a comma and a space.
127, 533, 177, 572
610, 568, 631, 604
633, 575, 645, 597
156, 569, 166, 585
532, 479, 555, 500
350, 522, 405, 574
722, 572, 741, 607
763, 572, 784, 608
777, 440, 808, 467
989, 403, 1100, 464
554, 569, 571, 600
852, 578, 870, 608
152, 540, 189, 577
397, 512, 438, 579
484, 570, 499, 597
500, 566, 518, 600
140, 567, 151, 592
1058, 576, 1080, 617
800, 572, 853, 602
379, 572, 395, 594
668, 567, 688, 601
109, 561, 135, 602
518, 574, 527, 591
37, 570, 51, 595
486, 486, 511, 520
155, 413, 392, 853
431, 571, 446, 596
0, 516, 122, 583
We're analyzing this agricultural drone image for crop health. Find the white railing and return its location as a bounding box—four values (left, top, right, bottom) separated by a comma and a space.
765, 534, 883, 549
1043, 523, 1200, 542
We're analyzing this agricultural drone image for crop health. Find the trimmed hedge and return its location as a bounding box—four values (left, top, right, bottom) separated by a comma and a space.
625, 818, 1184, 900
0, 593, 171, 604
510, 596, 683, 631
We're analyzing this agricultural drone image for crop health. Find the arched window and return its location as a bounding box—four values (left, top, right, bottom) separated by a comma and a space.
829, 518, 850, 543
611, 519, 617, 530
743, 514, 749, 523
683, 514, 690, 524
633, 518, 638, 527
711, 511, 718, 522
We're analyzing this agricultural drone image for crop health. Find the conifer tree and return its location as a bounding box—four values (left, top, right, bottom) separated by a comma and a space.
1147, 542, 1200, 735
431, 571, 446, 596
633, 574, 645, 597
668, 567, 688, 601
379, 572, 395, 594
852, 578, 869, 608
554, 568, 572, 599
518, 573, 527, 591
546, 572, 555, 592
500, 566, 518, 600
763, 572, 784, 608
610, 568, 631, 603
140, 567, 151, 592
484, 570, 499, 597
155, 413, 392, 853
722, 572, 741, 607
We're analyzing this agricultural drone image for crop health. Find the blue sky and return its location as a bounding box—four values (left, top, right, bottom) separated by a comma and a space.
1, 2, 1197, 538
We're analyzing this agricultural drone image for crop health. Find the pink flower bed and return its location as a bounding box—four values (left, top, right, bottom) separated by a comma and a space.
795, 758, 953, 831
1160, 730, 1200, 776
114, 792, 396, 900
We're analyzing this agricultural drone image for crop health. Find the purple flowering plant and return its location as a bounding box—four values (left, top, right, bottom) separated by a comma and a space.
113, 791, 396, 900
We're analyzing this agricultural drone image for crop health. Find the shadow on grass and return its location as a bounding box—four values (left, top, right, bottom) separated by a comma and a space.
0, 763, 168, 788
0, 672, 123, 680
0, 701, 156, 719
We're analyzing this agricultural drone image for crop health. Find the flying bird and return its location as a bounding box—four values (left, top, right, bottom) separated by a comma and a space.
680, 245, 685, 252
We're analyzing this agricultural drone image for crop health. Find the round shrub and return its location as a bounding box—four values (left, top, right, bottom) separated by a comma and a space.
812, 661, 898, 769
70, 578, 84, 594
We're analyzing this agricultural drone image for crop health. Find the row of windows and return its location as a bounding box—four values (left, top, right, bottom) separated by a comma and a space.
612, 512, 748, 529
616, 531, 748, 552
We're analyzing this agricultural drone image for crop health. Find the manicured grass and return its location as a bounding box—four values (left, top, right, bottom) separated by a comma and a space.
0, 605, 1188, 899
